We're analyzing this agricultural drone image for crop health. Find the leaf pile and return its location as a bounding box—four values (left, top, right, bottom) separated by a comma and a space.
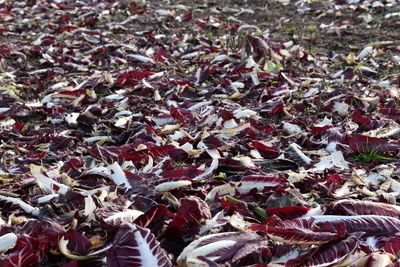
1, 0, 400, 266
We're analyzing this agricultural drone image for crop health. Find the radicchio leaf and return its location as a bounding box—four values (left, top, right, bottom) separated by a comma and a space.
21, 219, 65, 249
312, 215, 400, 235
116, 70, 156, 86
0, 195, 40, 217
161, 168, 204, 179
252, 213, 400, 244
371, 236, 400, 256
285, 235, 359, 267
170, 106, 193, 125
0, 235, 48, 267
349, 252, 394, 266
269, 244, 300, 264
134, 204, 170, 229
155, 180, 192, 192
95, 198, 144, 227
103, 209, 144, 227
167, 196, 211, 235
177, 231, 269, 267
0, 233, 17, 252
122, 145, 186, 162
268, 214, 400, 237
327, 199, 400, 218
57, 189, 86, 215
252, 141, 280, 159
108, 162, 132, 190
206, 174, 285, 202
251, 225, 340, 245
107, 223, 172, 267
266, 206, 311, 220
64, 230, 92, 255
347, 134, 400, 154
30, 164, 69, 195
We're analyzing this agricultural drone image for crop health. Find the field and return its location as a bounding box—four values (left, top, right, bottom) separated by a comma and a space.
0, 0, 400, 266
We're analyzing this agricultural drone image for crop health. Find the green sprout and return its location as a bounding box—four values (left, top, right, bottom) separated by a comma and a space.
352, 151, 395, 163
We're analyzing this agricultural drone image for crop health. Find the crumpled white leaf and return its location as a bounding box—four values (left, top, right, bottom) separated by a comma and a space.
313, 150, 349, 171
0, 195, 40, 217
108, 162, 132, 190
283, 122, 302, 135
333, 101, 349, 116
192, 158, 219, 181
0, 233, 17, 252
30, 164, 69, 194
155, 181, 192, 192
104, 209, 144, 225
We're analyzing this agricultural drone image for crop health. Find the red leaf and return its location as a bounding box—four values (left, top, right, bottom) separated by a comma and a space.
134, 204, 169, 229
64, 230, 92, 254
252, 141, 280, 159
383, 237, 400, 256
167, 196, 211, 235
107, 223, 172, 267
202, 135, 225, 148
313, 215, 400, 235
161, 168, 204, 179
177, 232, 269, 266
347, 134, 400, 154
180, 11, 193, 22
116, 70, 155, 85
285, 235, 359, 266
266, 206, 311, 220
351, 109, 371, 125
220, 197, 253, 217
311, 125, 331, 135
0, 235, 48, 267
0, 45, 10, 57
170, 106, 192, 125
327, 199, 400, 217
122, 145, 185, 162
379, 108, 400, 117
88, 145, 122, 161
265, 227, 340, 245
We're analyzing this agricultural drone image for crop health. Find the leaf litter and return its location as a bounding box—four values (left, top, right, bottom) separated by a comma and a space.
0, 0, 400, 266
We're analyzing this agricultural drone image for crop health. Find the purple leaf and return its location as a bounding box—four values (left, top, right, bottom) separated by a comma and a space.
170, 106, 193, 125
239, 174, 287, 192
116, 70, 155, 86
312, 215, 400, 235
122, 145, 186, 162
177, 231, 269, 266
167, 196, 211, 235
107, 223, 172, 267
64, 230, 92, 255
266, 206, 312, 221
327, 199, 400, 218
383, 237, 400, 256
21, 219, 65, 249
286, 235, 359, 267
96, 198, 144, 227
270, 215, 400, 236
134, 204, 170, 229
0, 235, 48, 267
347, 134, 400, 154
249, 224, 340, 245
252, 141, 280, 159
161, 168, 204, 179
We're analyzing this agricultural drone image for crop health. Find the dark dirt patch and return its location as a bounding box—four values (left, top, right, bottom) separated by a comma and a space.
154, 0, 399, 55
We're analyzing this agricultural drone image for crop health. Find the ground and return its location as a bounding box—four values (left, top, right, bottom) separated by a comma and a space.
0, 0, 400, 266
